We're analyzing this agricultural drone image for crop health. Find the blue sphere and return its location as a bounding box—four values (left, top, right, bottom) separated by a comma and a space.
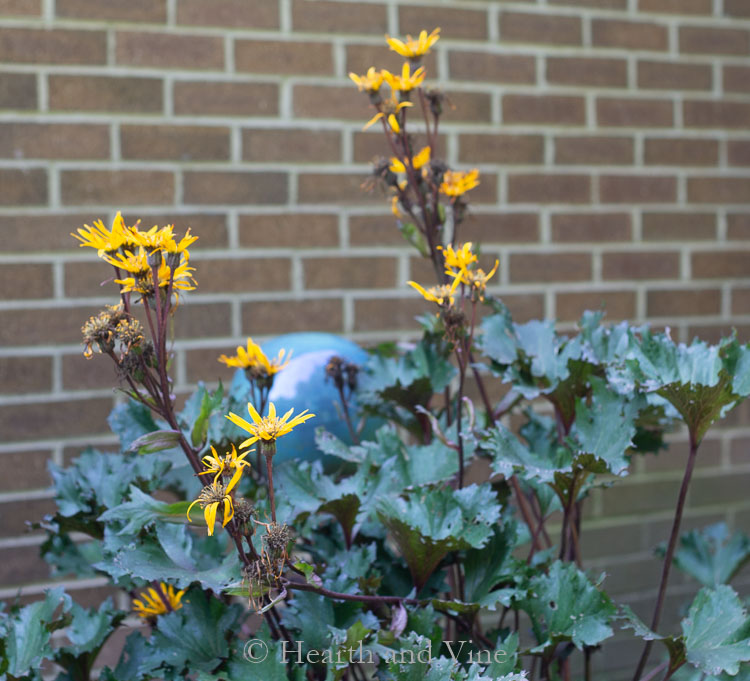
232, 333, 371, 464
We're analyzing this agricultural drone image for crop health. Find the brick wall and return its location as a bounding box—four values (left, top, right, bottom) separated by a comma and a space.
1, 0, 749, 675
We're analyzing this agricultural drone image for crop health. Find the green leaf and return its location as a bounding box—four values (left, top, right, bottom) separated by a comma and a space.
483, 632, 519, 677
108, 400, 161, 452
683, 585, 750, 676
670, 523, 750, 588
377, 484, 502, 590
127, 429, 182, 454
463, 522, 519, 610
520, 561, 616, 652
98, 486, 190, 535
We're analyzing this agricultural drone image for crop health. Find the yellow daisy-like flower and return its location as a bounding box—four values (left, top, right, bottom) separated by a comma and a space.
71, 212, 136, 256
386, 28, 440, 59
108, 248, 196, 297
349, 66, 384, 93
440, 242, 479, 275
440, 169, 480, 198
449, 260, 500, 300
382, 62, 426, 92
218, 338, 291, 377
199, 444, 251, 486
187, 476, 239, 536
132, 582, 185, 619
226, 402, 315, 449
390, 146, 431, 174
363, 100, 413, 132
408, 278, 460, 307
131, 224, 198, 256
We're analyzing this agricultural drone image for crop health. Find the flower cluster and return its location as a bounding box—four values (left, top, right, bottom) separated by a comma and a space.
132, 582, 185, 619
72, 212, 197, 305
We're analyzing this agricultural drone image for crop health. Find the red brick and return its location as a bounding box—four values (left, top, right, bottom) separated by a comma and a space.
0, 498, 57, 536
0, 356, 52, 393
348, 215, 405, 247
644, 138, 718, 166
291, 0, 386, 34
733, 287, 750, 313
684, 100, 750, 129
174, 303, 231, 339
694, 251, 750, 279
687, 177, 750, 204
445, 90, 492, 124
642, 212, 716, 241
184, 347, 237, 385
49, 75, 162, 113
304, 256, 396, 289
687, 322, 750, 344
448, 51, 535, 85
0, 72, 36, 110
173, 81, 278, 117
0, 28, 106, 64
501, 11, 582, 46
728, 214, 750, 240
503, 95, 586, 126
242, 298, 343, 335
242, 128, 341, 163
551, 213, 631, 242
555, 136, 634, 165
115, 31, 223, 70
556, 290, 636, 321
0, 123, 109, 160
0, 0, 40, 15
547, 57, 627, 88
0, 263, 52, 299
236, 40, 333, 76
239, 213, 339, 249
352, 132, 447, 163
297, 172, 384, 205
0, 449, 52, 490
61, 170, 174, 206
602, 251, 680, 280
508, 174, 591, 204
293, 85, 371, 121
597, 98, 673, 127
121, 124, 230, 161
399, 6, 488, 41
0, 305, 106, 346
56, 0, 166, 22
724, 65, 750, 94
550, 0, 625, 7
592, 19, 668, 51
600, 175, 676, 203
0, 544, 51, 585
725, 0, 750, 16
0, 213, 93, 252
639, 0, 712, 12
638, 60, 712, 91
0, 169, 47, 206
194, 257, 290, 293
500, 293, 546, 322
123, 212, 228, 248
458, 133, 543, 164
62, 353, 119, 390
647, 288, 721, 317
509, 252, 591, 283
0, 396, 112, 441
63, 260, 120, 298
176, 0, 278, 28
729, 141, 750, 167
461, 212, 539, 244
679, 26, 749, 55
183, 171, 287, 205
354, 296, 433, 333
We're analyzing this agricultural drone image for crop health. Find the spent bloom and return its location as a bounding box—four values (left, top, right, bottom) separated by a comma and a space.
187, 477, 239, 536
132, 583, 185, 619
226, 402, 315, 449
386, 28, 440, 60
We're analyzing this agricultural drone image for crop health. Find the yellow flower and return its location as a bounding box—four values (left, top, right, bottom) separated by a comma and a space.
199, 444, 251, 487
226, 401, 315, 449
71, 212, 135, 256
132, 582, 185, 618
440, 242, 478, 275
131, 224, 198, 255
390, 146, 431, 174
187, 476, 239, 536
109, 248, 196, 298
386, 28, 440, 59
382, 62, 426, 92
218, 338, 291, 377
363, 100, 413, 131
450, 260, 499, 300
408, 278, 460, 307
349, 66, 384, 93
440, 169, 480, 198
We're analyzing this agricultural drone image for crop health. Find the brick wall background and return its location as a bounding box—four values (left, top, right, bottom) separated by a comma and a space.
1, 0, 749, 677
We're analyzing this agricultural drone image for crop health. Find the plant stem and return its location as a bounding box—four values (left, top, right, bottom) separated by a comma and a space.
265, 452, 277, 523
631, 433, 700, 681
